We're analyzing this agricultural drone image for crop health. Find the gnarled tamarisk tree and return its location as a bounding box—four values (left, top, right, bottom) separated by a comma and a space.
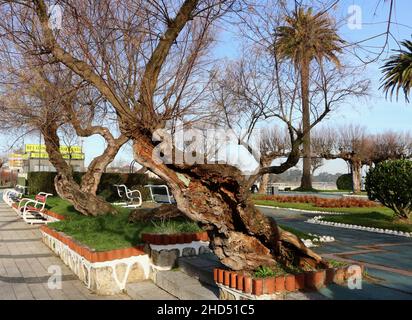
0, 0, 365, 271
0, 50, 127, 215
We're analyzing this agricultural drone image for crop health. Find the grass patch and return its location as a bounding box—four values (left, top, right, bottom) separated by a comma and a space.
43, 196, 202, 251
254, 265, 287, 278
255, 199, 411, 232
321, 212, 412, 233
327, 259, 349, 268
278, 224, 316, 240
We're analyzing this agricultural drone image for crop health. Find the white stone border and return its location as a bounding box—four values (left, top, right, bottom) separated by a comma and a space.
256, 205, 347, 215
306, 216, 412, 238
41, 230, 151, 293
301, 234, 335, 248
217, 283, 283, 300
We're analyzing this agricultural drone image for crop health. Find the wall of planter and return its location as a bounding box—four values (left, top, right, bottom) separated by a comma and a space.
214, 265, 363, 300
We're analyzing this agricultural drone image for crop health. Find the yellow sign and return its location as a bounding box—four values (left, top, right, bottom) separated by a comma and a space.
25, 144, 82, 154
25, 144, 46, 153
24, 145, 84, 160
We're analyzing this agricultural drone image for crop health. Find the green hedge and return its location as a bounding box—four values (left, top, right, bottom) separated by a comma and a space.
27, 172, 164, 200
336, 173, 353, 190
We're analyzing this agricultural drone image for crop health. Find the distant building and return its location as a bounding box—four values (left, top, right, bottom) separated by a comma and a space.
8, 144, 85, 173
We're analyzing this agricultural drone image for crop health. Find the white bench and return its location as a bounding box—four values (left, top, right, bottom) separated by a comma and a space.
113, 184, 142, 208
16, 193, 53, 225
145, 184, 175, 204
3, 185, 28, 206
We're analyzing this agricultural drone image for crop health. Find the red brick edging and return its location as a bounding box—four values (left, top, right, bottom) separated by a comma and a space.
40, 225, 145, 263
214, 265, 361, 296
141, 231, 209, 245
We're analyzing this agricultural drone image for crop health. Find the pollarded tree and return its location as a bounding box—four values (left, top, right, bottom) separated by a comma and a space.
312, 125, 372, 194
312, 126, 412, 194
274, 6, 345, 190
381, 39, 412, 102
258, 128, 290, 194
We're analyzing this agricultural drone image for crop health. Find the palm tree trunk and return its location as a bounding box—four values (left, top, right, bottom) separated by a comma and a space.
300, 57, 313, 190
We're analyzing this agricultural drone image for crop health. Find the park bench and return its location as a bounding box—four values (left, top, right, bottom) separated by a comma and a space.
3, 185, 28, 206
16, 192, 53, 225
145, 184, 175, 204
113, 184, 142, 208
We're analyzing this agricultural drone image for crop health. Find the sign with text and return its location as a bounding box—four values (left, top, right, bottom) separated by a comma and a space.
24, 145, 84, 160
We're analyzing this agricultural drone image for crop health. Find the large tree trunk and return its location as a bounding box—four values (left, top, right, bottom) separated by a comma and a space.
258, 173, 270, 194
80, 137, 127, 195
351, 160, 362, 194
300, 59, 313, 190
258, 159, 271, 194
42, 125, 117, 216
132, 138, 328, 272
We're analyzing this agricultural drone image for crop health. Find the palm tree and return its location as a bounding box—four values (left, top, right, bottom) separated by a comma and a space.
381, 40, 412, 102
274, 7, 344, 190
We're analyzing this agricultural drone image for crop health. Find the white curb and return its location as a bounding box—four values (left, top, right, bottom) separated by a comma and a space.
256, 205, 347, 215
305, 216, 412, 238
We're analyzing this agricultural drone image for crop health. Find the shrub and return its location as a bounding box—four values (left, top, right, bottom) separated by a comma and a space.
27, 172, 57, 194
365, 160, 412, 220
28, 171, 165, 201
336, 173, 353, 190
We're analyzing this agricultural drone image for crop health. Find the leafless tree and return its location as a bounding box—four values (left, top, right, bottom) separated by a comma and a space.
312, 126, 412, 193
0, 48, 127, 215
0, 0, 372, 271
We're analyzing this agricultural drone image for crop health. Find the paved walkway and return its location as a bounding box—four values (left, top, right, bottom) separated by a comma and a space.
2, 190, 411, 300
0, 200, 130, 300
259, 206, 412, 299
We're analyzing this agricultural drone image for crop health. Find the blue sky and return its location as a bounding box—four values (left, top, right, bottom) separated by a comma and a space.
1, 0, 411, 174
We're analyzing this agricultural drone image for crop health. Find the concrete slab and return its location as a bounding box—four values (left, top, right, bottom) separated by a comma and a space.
126, 280, 177, 300
155, 270, 219, 300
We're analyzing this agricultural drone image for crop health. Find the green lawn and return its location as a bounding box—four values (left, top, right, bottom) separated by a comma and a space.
42, 197, 328, 251
321, 212, 412, 233
278, 224, 316, 240
254, 199, 412, 233
44, 197, 201, 251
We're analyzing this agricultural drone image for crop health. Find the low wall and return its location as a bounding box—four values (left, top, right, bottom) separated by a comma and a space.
41, 228, 151, 295
41, 226, 212, 295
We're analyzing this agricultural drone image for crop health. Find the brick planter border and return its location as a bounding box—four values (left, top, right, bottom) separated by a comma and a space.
142, 231, 209, 245
40, 225, 145, 263
214, 265, 361, 297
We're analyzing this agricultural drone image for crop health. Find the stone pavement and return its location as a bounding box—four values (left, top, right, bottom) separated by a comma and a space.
259, 205, 412, 299
2, 189, 411, 300
0, 200, 130, 300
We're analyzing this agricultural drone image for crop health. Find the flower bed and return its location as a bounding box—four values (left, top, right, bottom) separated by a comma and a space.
214, 264, 363, 300
254, 194, 378, 208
